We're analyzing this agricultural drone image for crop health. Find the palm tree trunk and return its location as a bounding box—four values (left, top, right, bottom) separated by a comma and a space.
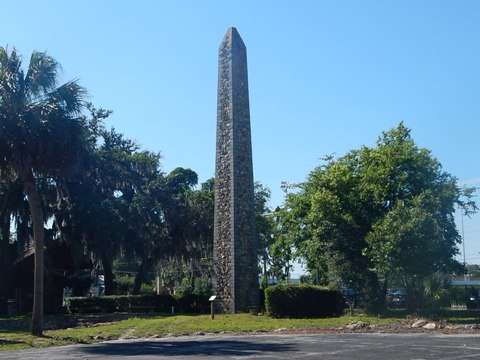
22, 169, 45, 336
0, 212, 12, 305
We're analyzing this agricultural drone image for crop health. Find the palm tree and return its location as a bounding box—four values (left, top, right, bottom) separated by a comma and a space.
0, 47, 86, 336
0, 178, 24, 303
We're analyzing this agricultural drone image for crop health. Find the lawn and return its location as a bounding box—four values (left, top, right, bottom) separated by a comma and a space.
0, 310, 478, 351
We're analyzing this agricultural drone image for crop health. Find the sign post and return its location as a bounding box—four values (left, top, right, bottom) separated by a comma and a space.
209, 296, 217, 320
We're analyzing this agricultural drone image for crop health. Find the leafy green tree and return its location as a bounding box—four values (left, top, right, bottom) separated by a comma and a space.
56, 108, 167, 296
0, 47, 86, 335
253, 183, 279, 285
154, 171, 214, 295
162, 168, 199, 261
277, 123, 475, 312
184, 178, 215, 273
125, 155, 167, 294
362, 124, 474, 309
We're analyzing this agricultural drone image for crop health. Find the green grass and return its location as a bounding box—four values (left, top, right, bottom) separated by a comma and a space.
0, 310, 478, 352
107, 313, 395, 337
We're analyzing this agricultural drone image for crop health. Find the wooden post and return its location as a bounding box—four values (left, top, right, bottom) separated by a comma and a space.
209, 295, 216, 320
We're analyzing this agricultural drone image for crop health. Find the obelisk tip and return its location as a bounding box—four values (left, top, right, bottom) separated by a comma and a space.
221, 27, 245, 49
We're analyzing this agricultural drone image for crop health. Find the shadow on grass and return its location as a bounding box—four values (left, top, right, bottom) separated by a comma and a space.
430, 309, 480, 324
382, 309, 410, 319
0, 313, 164, 332
0, 339, 25, 346
382, 308, 480, 323
0, 317, 30, 332
80, 338, 295, 357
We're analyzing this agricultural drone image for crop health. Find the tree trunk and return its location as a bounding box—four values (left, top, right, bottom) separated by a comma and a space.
133, 257, 152, 295
406, 276, 424, 314
363, 271, 382, 315
22, 169, 45, 336
101, 253, 115, 295
0, 212, 12, 307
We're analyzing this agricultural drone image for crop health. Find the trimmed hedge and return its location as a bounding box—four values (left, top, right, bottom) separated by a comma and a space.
265, 284, 344, 318
174, 293, 210, 314
64, 293, 210, 314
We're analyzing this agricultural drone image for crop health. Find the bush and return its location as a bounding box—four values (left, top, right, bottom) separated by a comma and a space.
64, 294, 175, 313
112, 274, 156, 296
140, 282, 156, 295
64, 271, 93, 296
265, 284, 344, 318
64, 293, 214, 314
174, 293, 210, 314
113, 274, 135, 295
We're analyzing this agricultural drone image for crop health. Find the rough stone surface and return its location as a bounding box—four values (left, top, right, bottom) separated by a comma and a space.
412, 319, 428, 328
346, 321, 367, 330
422, 322, 438, 330
213, 27, 258, 313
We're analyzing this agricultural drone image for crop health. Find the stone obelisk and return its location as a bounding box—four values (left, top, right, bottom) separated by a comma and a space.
213, 27, 258, 313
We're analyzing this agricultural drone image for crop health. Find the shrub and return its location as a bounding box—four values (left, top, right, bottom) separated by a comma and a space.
64, 293, 215, 314
113, 274, 135, 295
64, 271, 93, 296
192, 275, 213, 296
64, 294, 175, 313
174, 293, 210, 314
265, 284, 344, 318
140, 281, 156, 295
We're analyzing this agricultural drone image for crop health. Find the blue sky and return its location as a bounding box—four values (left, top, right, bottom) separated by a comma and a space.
2, 1, 479, 268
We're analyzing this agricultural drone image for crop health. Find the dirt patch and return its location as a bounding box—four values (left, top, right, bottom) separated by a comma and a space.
270, 320, 480, 335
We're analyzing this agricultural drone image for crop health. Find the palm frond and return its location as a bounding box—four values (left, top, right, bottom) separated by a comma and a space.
47, 79, 87, 115
0, 46, 9, 66
0, 47, 24, 102
25, 50, 60, 98
1, 47, 87, 176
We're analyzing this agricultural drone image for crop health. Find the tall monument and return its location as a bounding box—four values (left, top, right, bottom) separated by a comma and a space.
213, 27, 258, 313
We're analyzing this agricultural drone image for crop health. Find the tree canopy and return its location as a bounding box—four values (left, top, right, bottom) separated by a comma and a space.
1, 47, 477, 324
0, 47, 87, 335
276, 122, 475, 311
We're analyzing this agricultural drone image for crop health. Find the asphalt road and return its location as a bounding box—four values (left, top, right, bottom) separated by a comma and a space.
2, 333, 480, 360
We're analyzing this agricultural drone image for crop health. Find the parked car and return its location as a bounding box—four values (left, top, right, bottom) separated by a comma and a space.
387, 289, 407, 308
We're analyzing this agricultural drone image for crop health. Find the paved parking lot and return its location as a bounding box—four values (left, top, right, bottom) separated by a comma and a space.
2, 333, 480, 359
